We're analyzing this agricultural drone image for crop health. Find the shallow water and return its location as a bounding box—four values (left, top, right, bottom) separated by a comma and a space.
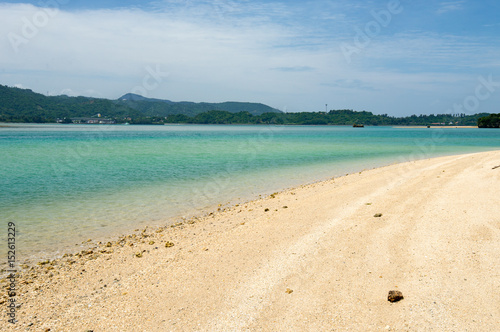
1, 124, 499, 261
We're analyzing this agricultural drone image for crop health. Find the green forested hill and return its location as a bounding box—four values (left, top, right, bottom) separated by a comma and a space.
0, 86, 281, 122
0, 85, 141, 122
116, 93, 282, 117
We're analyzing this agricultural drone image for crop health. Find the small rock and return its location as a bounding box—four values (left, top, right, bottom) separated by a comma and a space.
388, 290, 404, 302
105, 242, 112, 247
374, 213, 383, 218
149, 241, 155, 245
165, 241, 175, 248
285, 288, 293, 294
135, 252, 143, 258
264, 208, 269, 212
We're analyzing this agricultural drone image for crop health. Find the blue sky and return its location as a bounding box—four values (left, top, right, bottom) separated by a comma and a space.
0, 0, 499, 115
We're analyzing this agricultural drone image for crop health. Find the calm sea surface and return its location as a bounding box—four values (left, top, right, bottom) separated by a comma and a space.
1, 124, 499, 261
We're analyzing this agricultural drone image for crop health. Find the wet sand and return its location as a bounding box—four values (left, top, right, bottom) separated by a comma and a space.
2, 150, 500, 331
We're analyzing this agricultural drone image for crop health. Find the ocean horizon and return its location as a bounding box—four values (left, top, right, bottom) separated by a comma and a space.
1, 123, 499, 263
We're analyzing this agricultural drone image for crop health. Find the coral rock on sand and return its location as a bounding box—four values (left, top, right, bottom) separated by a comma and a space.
387, 290, 404, 302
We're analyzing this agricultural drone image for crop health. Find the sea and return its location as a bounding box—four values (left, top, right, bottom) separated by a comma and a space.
1, 124, 499, 263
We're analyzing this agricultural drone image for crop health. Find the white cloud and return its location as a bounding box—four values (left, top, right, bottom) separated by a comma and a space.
436, 1, 466, 14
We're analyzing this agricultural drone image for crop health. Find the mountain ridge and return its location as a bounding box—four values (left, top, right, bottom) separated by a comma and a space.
116, 93, 281, 117
0, 85, 282, 122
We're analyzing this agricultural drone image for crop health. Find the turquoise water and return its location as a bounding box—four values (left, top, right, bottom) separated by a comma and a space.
1, 124, 499, 261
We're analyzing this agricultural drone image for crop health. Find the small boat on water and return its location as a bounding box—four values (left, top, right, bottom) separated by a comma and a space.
353, 124, 364, 128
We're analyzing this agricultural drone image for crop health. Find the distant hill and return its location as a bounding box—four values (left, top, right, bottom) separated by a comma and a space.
0, 85, 140, 123
0, 85, 281, 123
116, 93, 281, 117
118, 93, 174, 103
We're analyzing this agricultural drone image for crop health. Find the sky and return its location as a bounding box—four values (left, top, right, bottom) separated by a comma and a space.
0, 0, 499, 116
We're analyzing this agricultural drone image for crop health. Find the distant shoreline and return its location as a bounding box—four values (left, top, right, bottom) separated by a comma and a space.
0, 122, 483, 128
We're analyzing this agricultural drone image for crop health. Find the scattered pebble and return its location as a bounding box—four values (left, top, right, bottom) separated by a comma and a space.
374, 213, 383, 218
285, 288, 293, 294
388, 290, 404, 302
165, 241, 175, 248
264, 208, 270, 212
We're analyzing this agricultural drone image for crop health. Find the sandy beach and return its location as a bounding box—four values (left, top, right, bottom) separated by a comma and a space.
3, 150, 500, 331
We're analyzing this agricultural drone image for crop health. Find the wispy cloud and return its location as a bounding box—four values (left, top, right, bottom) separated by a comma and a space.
436, 0, 466, 14
272, 66, 315, 72
364, 32, 497, 70
322, 79, 377, 91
